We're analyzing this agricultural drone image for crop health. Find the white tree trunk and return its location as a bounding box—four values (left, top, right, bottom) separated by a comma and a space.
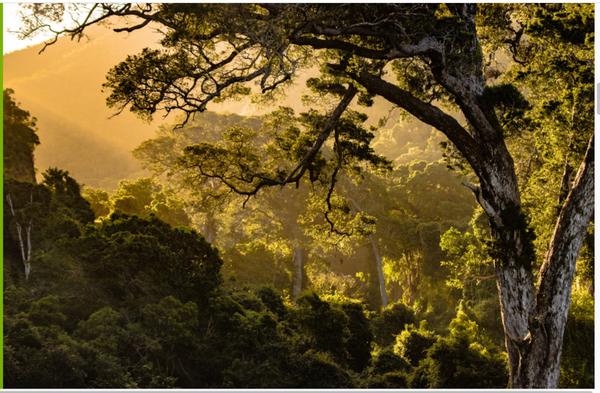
515, 134, 594, 387
347, 196, 389, 308
6, 193, 33, 280
291, 246, 304, 299
203, 214, 217, 244
486, 135, 594, 388
369, 235, 388, 308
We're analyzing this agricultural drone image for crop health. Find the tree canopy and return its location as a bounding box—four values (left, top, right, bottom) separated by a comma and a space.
15, 3, 595, 388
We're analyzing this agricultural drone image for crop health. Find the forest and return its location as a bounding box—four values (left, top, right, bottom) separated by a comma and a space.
3, 3, 594, 389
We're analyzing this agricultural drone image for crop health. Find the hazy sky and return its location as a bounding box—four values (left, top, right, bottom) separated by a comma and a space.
3, 3, 85, 54
3, 3, 51, 53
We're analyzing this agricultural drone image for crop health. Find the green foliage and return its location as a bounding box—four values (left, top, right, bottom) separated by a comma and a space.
394, 321, 437, 366
371, 301, 416, 347
5, 317, 87, 387
27, 295, 68, 328
3, 186, 513, 389
370, 346, 411, 375
365, 345, 412, 388
82, 188, 111, 218
366, 370, 409, 388
220, 240, 292, 292
4, 170, 94, 283
75, 214, 222, 306
400, 161, 475, 224
560, 288, 594, 388
480, 83, 530, 137
440, 211, 494, 291
256, 285, 287, 319
177, 107, 389, 199
42, 168, 95, 224
294, 292, 350, 363
337, 300, 373, 372
84, 178, 191, 228
6, 209, 374, 388
4, 89, 39, 183
482, 4, 595, 270
293, 350, 355, 388
4, 179, 52, 259
407, 306, 507, 388
528, 4, 593, 45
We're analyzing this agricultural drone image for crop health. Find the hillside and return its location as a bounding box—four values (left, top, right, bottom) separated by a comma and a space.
4, 25, 159, 188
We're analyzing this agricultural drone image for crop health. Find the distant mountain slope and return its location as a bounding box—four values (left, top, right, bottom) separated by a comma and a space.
4, 25, 160, 188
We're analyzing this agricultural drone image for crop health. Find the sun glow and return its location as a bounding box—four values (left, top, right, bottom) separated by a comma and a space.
4, 3, 49, 53
3, 3, 96, 54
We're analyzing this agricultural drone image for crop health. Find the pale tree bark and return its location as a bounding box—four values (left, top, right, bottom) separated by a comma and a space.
440, 91, 593, 388
518, 134, 594, 387
6, 193, 33, 280
291, 245, 305, 300
203, 213, 217, 244
347, 197, 389, 308
368, 235, 389, 308
402, 252, 421, 306
176, 4, 593, 386
439, 105, 591, 388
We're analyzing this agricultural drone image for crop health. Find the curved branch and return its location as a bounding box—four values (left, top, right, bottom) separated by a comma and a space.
348, 70, 482, 173
291, 36, 395, 59
284, 85, 357, 183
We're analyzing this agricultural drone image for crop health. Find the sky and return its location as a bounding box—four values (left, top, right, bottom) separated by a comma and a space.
3, 3, 86, 54
4, 3, 51, 53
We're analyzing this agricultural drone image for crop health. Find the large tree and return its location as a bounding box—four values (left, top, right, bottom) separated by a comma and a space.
22, 3, 594, 387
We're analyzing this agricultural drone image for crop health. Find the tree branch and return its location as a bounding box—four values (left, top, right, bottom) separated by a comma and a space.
536, 133, 594, 312
348, 69, 481, 172
323, 128, 353, 237
291, 36, 394, 59
183, 85, 357, 203
284, 85, 357, 183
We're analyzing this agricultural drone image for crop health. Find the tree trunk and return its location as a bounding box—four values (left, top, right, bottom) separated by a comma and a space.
463, 142, 536, 388
492, 228, 536, 388
359, 63, 593, 386
369, 235, 389, 308
343, 5, 593, 386
485, 135, 594, 388
347, 196, 389, 308
451, 70, 594, 386
203, 213, 217, 244
291, 246, 305, 300
514, 134, 593, 387
6, 193, 33, 280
